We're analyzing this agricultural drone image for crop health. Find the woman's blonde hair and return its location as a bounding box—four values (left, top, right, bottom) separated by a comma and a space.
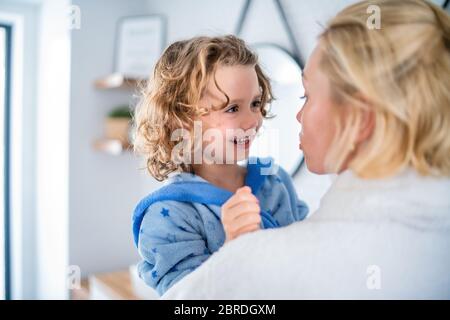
319, 0, 450, 178
133, 35, 273, 181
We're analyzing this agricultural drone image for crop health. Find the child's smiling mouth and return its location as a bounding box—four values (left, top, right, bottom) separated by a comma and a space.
230, 134, 256, 149
232, 136, 251, 145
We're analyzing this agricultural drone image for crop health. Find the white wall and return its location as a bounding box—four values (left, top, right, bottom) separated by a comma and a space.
146, 0, 362, 66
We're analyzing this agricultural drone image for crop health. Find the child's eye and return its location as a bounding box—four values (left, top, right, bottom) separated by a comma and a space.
225, 105, 239, 113
251, 100, 262, 108
299, 95, 308, 103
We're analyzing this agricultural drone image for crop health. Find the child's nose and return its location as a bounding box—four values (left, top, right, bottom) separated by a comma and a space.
241, 108, 260, 130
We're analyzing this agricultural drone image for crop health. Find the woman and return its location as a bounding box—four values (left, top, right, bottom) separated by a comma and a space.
163, 0, 450, 299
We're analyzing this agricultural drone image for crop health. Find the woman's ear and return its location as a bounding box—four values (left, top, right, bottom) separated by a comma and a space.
355, 94, 375, 144
355, 97, 375, 144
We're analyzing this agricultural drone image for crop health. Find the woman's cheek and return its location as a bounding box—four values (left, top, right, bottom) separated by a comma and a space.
301, 124, 310, 151
302, 115, 320, 160
300, 110, 310, 145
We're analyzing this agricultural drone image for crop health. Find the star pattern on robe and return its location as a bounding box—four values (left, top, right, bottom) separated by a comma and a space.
160, 208, 170, 217
151, 270, 158, 279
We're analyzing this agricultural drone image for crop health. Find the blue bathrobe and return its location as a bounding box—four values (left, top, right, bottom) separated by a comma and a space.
132, 157, 309, 295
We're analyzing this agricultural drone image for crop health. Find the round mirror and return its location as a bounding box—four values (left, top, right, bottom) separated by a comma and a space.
249, 44, 305, 176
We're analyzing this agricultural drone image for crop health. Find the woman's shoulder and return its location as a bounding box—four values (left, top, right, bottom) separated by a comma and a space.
317, 168, 450, 225
164, 216, 450, 299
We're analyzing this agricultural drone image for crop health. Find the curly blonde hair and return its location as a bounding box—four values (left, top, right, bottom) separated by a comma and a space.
319, 0, 450, 178
133, 35, 273, 181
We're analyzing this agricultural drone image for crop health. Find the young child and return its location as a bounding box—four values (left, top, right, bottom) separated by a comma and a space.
132, 35, 308, 295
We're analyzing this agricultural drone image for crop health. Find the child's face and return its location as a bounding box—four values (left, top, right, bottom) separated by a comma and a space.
198, 65, 263, 164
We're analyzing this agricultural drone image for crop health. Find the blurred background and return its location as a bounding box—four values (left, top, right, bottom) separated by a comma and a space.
0, 0, 448, 300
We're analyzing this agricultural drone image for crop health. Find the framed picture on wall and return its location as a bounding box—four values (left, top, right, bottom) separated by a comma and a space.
114, 15, 166, 79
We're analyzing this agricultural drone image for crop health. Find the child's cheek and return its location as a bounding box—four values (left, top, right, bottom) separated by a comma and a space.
256, 116, 263, 131
259, 114, 264, 125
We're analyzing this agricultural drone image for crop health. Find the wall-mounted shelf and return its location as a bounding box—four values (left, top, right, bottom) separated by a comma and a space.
93, 139, 132, 155
93, 73, 139, 155
94, 73, 144, 90
71, 270, 144, 300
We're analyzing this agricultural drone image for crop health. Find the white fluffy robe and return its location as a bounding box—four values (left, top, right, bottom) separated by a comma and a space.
163, 169, 450, 299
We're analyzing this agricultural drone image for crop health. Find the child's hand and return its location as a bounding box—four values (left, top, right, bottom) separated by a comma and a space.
221, 186, 261, 243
